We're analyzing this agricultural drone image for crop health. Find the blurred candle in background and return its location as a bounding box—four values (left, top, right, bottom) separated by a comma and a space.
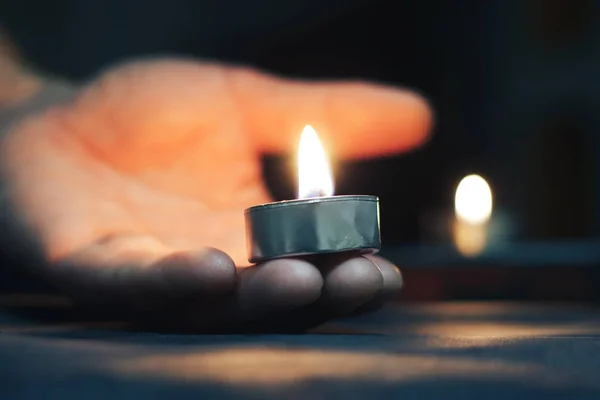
453, 174, 493, 256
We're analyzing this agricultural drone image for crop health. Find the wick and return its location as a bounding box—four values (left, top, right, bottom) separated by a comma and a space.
303, 189, 329, 198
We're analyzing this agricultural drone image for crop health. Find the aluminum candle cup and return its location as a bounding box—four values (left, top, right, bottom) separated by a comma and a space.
244, 195, 381, 264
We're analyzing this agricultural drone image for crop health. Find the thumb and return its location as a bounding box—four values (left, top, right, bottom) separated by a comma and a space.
232, 69, 433, 159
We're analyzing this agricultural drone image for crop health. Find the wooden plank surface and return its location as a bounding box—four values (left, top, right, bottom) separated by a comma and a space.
1, 298, 600, 399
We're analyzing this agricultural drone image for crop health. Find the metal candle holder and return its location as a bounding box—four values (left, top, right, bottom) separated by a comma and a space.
244, 195, 381, 264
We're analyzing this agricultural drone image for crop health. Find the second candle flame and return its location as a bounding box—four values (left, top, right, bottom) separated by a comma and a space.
298, 125, 334, 199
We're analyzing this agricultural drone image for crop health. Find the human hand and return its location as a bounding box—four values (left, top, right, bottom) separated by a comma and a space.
0, 59, 431, 332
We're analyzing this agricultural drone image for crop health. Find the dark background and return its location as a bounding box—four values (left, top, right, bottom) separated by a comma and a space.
2, 0, 600, 299
3, 4, 600, 398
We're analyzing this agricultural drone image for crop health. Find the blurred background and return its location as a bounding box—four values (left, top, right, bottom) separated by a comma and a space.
2, 0, 600, 302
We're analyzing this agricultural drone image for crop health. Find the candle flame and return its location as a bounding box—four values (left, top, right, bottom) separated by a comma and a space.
454, 174, 493, 225
298, 125, 334, 199
453, 174, 492, 257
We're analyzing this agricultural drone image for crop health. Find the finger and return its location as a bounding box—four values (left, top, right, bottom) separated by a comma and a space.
181, 258, 323, 330
316, 253, 384, 316
232, 69, 433, 159
235, 258, 323, 313
51, 234, 237, 312
221, 254, 387, 333
182, 255, 388, 333
365, 254, 403, 297
353, 255, 403, 314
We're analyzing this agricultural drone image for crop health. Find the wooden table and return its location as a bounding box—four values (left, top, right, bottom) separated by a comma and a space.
1, 296, 599, 399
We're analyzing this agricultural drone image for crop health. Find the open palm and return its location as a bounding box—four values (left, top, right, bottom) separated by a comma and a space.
0, 59, 431, 331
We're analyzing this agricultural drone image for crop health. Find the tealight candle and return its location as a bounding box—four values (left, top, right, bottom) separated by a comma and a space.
244, 125, 381, 264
